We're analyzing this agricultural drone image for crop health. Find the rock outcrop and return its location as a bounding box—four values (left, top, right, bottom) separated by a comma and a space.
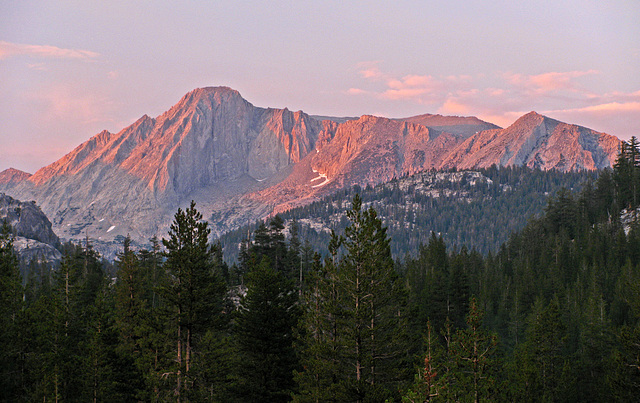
395, 113, 500, 139
0, 193, 61, 268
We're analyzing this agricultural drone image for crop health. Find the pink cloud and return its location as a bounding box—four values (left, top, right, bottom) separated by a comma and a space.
356, 61, 386, 80
27, 85, 117, 127
360, 67, 384, 80
0, 41, 100, 60
505, 70, 599, 94
383, 87, 430, 100
440, 100, 471, 115
565, 101, 640, 113
351, 64, 639, 137
347, 88, 368, 95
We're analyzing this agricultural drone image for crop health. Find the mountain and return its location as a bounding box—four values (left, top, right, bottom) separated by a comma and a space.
0, 193, 61, 271
0, 168, 31, 185
250, 115, 463, 214
0, 87, 622, 255
441, 112, 620, 171
395, 113, 500, 138
1, 87, 335, 247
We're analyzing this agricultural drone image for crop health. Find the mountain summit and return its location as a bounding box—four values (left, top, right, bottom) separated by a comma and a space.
441, 112, 619, 170
0, 87, 621, 253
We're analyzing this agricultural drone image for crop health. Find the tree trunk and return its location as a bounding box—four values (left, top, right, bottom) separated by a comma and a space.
177, 312, 182, 403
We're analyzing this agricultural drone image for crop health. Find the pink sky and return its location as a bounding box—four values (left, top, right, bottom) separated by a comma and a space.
1, 1, 639, 173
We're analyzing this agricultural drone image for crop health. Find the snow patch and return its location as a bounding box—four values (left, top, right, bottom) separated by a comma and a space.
312, 179, 329, 188
99, 218, 105, 222
310, 168, 329, 188
107, 225, 116, 233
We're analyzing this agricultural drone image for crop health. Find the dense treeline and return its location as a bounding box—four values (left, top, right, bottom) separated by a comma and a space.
220, 165, 595, 262
1, 139, 639, 401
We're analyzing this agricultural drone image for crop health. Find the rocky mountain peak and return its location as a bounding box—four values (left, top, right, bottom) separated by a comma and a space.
0, 86, 622, 255
441, 110, 619, 171
509, 111, 550, 128
0, 168, 32, 185
396, 113, 501, 138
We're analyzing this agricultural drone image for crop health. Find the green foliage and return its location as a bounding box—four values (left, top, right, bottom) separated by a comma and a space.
236, 257, 300, 402
294, 195, 410, 402
0, 220, 24, 399
160, 200, 228, 400
8, 161, 640, 402
220, 166, 595, 263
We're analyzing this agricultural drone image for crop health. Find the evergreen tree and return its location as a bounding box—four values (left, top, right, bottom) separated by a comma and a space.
0, 220, 24, 399
511, 297, 569, 401
161, 200, 227, 401
402, 322, 445, 402
339, 194, 408, 400
294, 234, 348, 402
113, 235, 148, 399
236, 256, 300, 402
447, 297, 498, 403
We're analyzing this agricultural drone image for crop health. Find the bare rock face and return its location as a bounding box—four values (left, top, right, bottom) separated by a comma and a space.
0, 87, 327, 246
0, 168, 32, 186
0, 193, 59, 246
441, 112, 620, 171
0, 193, 61, 267
310, 115, 461, 189
0, 87, 622, 254
396, 113, 500, 139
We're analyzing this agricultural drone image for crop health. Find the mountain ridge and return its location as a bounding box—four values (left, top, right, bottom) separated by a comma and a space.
0, 86, 622, 254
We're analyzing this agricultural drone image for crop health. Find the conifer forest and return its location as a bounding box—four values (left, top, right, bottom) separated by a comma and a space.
2, 138, 640, 402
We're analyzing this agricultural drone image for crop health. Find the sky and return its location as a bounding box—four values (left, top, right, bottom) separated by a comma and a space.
1, 0, 639, 173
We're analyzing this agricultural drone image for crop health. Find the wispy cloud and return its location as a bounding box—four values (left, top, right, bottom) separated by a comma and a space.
351, 63, 473, 106
0, 41, 100, 60
26, 85, 117, 127
551, 101, 640, 114
505, 70, 599, 94
350, 63, 640, 138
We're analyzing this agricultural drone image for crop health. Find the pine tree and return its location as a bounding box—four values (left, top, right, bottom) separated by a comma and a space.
0, 220, 24, 399
402, 322, 445, 402
512, 297, 569, 401
161, 200, 227, 401
340, 194, 408, 400
236, 256, 300, 402
294, 233, 348, 402
447, 297, 498, 403
113, 235, 148, 398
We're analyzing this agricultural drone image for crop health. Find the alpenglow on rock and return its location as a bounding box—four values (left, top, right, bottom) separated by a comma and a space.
0, 87, 621, 255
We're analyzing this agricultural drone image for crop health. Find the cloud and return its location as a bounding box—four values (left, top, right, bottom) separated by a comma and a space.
552, 101, 640, 114
0, 41, 100, 60
504, 70, 599, 94
356, 61, 385, 80
26, 85, 117, 128
350, 64, 640, 138
347, 88, 368, 95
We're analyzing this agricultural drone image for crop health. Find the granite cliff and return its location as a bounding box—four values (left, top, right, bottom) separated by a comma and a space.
0, 87, 621, 255
0, 193, 61, 269
441, 112, 620, 171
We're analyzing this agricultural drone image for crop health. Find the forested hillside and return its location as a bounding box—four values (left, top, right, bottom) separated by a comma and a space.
220, 165, 595, 262
1, 138, 638, 401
